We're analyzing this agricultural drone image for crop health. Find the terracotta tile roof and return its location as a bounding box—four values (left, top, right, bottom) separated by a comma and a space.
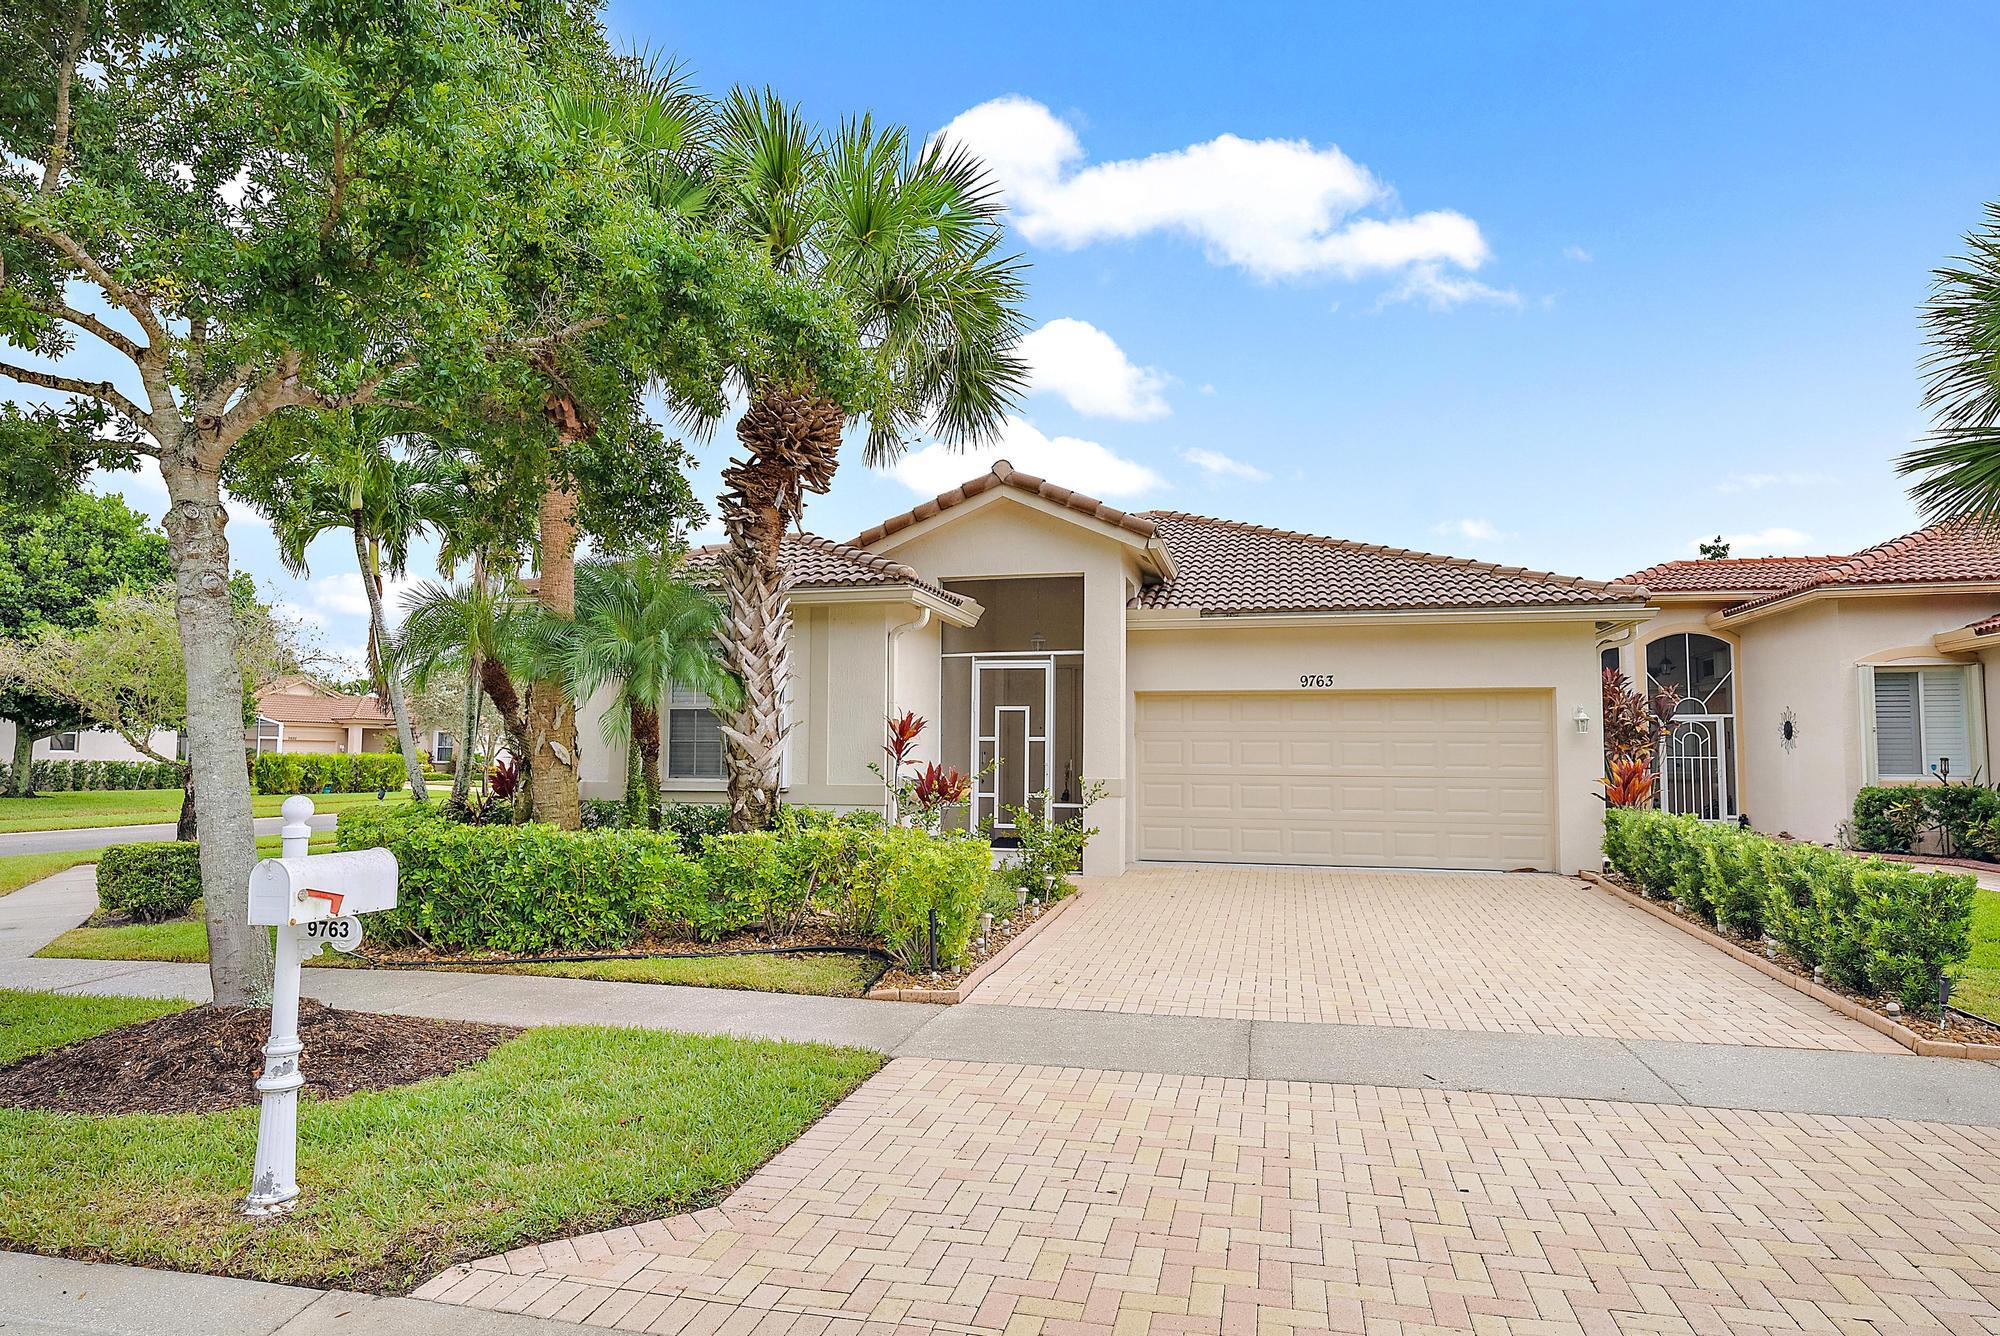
255, 690, 394, 727
853, 460, 1157, 547
1955, 613, 2000, 639
1722, 518, 2000, 617
685, 533, 968, 605
1132, 512, 1645, 615
1620, 555, 1844, 594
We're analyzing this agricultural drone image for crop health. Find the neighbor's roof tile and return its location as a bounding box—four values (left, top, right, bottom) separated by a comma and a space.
1132, 512, 1645, 615
1619, 555, 1845, 594
853, 460, 1157, 547
255, 691, 394, 727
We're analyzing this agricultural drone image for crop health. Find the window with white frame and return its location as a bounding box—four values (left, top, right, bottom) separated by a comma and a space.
433, 731, 456, 764
253, 717, 283, 754
667, 683, 724, 780
1871, 666, 1977, 780
47, 731, 79, 753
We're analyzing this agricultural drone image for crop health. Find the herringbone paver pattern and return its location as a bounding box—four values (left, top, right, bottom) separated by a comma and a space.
970, 867, 1897, 1050
419, 1059, 2000, 1334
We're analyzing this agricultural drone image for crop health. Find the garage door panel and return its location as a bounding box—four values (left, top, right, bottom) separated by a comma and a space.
1135, 691, 1554, 871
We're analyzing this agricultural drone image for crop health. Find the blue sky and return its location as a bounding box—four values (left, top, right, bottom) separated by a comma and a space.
82, 2, 2000, 669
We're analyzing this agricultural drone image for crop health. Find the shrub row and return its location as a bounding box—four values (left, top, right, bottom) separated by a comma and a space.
580, 798, 733, 846
1849, 783, 2000, 858
1, 759, 186, 792
1603, 808, 1977, 1012
335, 806, 992, 968
96, 842, 202, 922
252, 751, 408, 796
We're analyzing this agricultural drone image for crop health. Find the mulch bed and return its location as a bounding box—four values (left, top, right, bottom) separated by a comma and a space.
874, 895, 1062, 994
0, 1001, 520, 1116
1602, 874, 2000, 1046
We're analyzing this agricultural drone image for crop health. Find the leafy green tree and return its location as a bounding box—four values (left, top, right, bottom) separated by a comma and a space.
537, 555, 738, 828
229, 409, 459, 800
705, 94, 1029, 830
1698, 536, 1731, 560
0, 0, 840, 1000
1899, 202, 2000, 519
0, 489, 169, 794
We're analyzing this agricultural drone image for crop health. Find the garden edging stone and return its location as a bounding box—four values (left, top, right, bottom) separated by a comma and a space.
1581, 869, 2000, 1060
863, 888, 1082, 1004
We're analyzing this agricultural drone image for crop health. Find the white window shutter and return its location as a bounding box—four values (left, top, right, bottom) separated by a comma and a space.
1920, 667, 1973, 778
1872, 670, 1921, 777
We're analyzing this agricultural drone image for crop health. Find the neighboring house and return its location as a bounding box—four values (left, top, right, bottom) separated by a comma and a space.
575, 460, 1649, 875
250, 675, 399, 756
1618, 518, 2000, 845
0, 720, 178, 766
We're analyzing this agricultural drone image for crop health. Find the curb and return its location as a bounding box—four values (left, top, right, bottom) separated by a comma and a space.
865, 888, 1082, 1005
1580, 870, 2000, 1061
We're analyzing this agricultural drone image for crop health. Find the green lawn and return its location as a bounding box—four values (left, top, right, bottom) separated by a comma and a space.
0, 990, 880, 1292
0, 848, 101, 898
0, 790, 415, 834
1954, 887, 2000, 1024
0, 989, 190, 1064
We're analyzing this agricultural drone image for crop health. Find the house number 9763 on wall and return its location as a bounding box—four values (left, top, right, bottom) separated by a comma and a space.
1299, 674, 1336, 688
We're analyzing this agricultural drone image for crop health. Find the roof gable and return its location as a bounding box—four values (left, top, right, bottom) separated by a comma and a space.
854, 460, 1157, 548
1620, 555, 1844, 595
684, 532, 969, 607
1135, 512, 1643, 616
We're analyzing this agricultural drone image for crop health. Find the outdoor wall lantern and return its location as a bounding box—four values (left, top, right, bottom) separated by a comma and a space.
1573, 706, 1591, 734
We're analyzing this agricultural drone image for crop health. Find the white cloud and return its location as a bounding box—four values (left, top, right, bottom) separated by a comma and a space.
1380, 263, 1520, 311
303, 570, 426, 629
887, 416, 1166, 499
1433, 518, 1511, 542
1713, 470, 1837, 495
935, 96, 1493, 288
1180, 447, 1269, 482
1018, 318, 1169, 420
1696, 527, 1816, 555
1563, 245, 1593, 263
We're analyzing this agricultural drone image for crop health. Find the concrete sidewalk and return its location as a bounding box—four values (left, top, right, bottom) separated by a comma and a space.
0, 812, 336, 858
0, 1253, 606, 1336
7, 952, 1998, 1123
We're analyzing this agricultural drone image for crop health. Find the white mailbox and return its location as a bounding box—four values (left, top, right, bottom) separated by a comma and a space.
248, 849, 398, 926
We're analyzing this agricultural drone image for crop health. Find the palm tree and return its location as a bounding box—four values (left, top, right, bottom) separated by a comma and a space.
241, 410, 456, 801
1898, 203, 2000, 520
539, 555, 739, 827
397, 574, 534, 804
707, 93, 1029, 830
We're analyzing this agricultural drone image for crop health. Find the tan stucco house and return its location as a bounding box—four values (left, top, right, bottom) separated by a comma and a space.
249, 676, 401, 756
578, 461, 1650, 875
1617, 518, 2000, 845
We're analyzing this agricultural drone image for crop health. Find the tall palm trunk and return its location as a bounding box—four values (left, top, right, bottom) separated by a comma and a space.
162, 450, 267, 1006
354, 521, 428, 802
449, 550, 490, 813
632, 700, 663, 829
525, 479, 582, 828
717, 387, 843, 832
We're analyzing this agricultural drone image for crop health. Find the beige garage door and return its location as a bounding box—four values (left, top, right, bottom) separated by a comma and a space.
1134, 692, 1555, 870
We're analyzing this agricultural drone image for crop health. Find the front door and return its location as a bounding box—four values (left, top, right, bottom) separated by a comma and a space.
971, 658, 1052, 837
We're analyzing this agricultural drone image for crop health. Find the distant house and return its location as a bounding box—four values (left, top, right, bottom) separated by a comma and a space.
249, 676, 399, 756
0, 720, 178, 767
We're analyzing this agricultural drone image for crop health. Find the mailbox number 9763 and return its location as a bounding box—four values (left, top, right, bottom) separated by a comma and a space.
303, 915, 364, 954
1299, 673, 1335, 688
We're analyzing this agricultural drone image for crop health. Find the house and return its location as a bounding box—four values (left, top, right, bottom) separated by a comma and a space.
575, 460, 1650, 874
249, 676, 400, 756
0, 721, 178, 767
1617, 518, 2000, 845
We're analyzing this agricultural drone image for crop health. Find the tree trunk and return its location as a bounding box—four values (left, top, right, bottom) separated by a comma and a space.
451, 649, 480, 810
633, 701, 663, 831
176, 766, 197, 843
162, 454, 268, 1006
7, 726, 32, 798
354, 522, 428, 802
525, 480, 581, 828
623, 700, 645, 827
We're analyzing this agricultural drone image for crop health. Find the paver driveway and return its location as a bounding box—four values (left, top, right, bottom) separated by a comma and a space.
970, 865, 1898, 1051
422, 1058, 2000, 1335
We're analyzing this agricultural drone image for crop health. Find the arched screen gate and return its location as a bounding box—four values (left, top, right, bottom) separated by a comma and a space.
1646, 632, 1737, 820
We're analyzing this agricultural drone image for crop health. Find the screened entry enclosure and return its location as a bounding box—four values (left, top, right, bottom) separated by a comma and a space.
939, 577, 1084, 842
1646, 631, 1737, 820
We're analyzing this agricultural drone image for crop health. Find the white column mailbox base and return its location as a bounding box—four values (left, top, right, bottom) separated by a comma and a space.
243, 796, 315, 1217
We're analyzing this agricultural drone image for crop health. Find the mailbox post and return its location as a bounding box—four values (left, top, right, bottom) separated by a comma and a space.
242, 796, 397, 1216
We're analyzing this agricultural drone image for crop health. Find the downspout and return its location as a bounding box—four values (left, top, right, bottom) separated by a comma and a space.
885, 606, 933, 818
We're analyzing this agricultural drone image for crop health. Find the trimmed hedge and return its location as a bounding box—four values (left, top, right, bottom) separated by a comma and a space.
1603, 808, 1977, 1012
96, 842, 202, 922
1, 760, 186, 792
336, 805, 990, 968
1849, 783, 2000, 857
252, 751, 408, 796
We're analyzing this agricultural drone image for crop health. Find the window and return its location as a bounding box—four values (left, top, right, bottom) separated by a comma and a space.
47, 731, 79, 753
1872, 667, 1976, 780
667, 683, 724, 780
253, 717, 283, 754
433, 731, 456, 764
